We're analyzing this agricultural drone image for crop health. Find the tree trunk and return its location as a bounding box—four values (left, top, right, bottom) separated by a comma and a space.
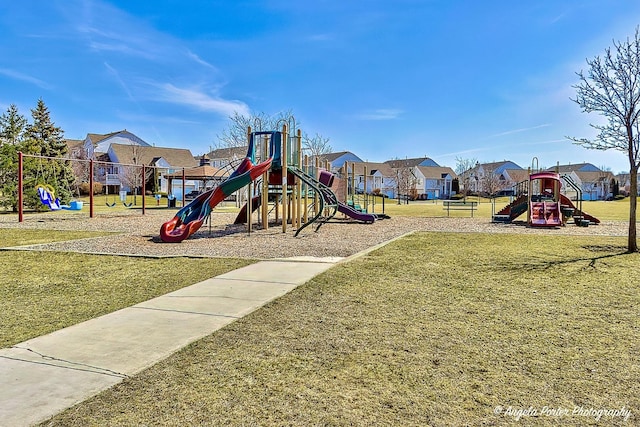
629, 166, 638, 252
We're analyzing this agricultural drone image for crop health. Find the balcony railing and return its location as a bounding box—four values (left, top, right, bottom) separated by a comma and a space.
105, 174, 121, 185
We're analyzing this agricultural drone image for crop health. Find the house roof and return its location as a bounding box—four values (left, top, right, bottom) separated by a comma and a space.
109, 144, 198, 167
164, 165, 226, 179
207, 146, 248, 159
385, 157, 437, 168
503, 169, 529, 183
319, 151, 352, 162
416, 166, 457, 179
346, 162, 395, 177
551, 163, 601, 173
571, 170, 614, 183
86, 130, 125, 145
64, 139, 85, 155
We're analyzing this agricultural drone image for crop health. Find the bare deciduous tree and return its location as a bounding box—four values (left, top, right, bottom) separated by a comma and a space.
479, 164, 502, 198
302, 132, 332, 158
455, 157, 478, 197
390, 159, 417, 202
215, 110, 299, 150
569, 27, 640, 251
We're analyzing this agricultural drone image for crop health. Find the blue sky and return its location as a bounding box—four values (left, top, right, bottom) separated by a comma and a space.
2, 1, 640, 173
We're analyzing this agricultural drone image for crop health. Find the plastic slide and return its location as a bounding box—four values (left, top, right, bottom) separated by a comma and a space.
160, 156, 272, 242
559, 194, 600, 224
288, 166, 376, 224
234, 195, 262, 224
336, 202, 376, 223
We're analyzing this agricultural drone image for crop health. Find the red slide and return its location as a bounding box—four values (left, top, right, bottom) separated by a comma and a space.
559, 194, 600, 224
160, 157, 272, 242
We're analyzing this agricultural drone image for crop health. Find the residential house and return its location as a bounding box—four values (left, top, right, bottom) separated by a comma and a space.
384, 157, 440, 168
64, 139, 85, 158
461, 160, 524, 195
71, 130, 198, 198
314, 151, 363, 173
206, 146, 248, 169
82, 130, 151, 158
615, 173, 639, 196
414, 166, 457, 199
549, 164, 614, 200
345, 162, 397, 198
108, 143, 199, 196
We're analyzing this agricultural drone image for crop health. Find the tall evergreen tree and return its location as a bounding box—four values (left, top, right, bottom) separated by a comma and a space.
23, 99, 75, 207
0, 104, 27, 210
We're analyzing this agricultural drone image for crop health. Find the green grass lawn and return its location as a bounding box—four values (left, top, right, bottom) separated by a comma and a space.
0, 229, 254, 347
381, 196, 633, 222
0, 228, 114, 247
41, 232, 640, 426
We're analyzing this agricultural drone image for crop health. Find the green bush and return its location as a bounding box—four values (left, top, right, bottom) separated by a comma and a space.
78, 182, 103, 195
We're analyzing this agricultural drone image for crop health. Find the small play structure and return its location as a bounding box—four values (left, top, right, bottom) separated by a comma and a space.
36, 184, 83, 211
493, 163, 599, 227
160, 126, 386, 243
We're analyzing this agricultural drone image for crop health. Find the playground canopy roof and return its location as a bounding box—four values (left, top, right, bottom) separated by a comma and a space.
163, 165, 227, 180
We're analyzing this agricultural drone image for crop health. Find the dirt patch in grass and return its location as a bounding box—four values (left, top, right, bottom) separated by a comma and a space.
42, 232, 640, 426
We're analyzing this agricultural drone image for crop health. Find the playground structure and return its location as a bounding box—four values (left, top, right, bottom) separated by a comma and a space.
493, 166, 600, 227
160, 126, 386, 243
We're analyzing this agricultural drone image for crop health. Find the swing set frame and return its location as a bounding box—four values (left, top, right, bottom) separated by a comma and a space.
17, 152, 150, 222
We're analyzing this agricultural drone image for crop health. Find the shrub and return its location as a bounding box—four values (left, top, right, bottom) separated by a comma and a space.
78, 182, 103, 195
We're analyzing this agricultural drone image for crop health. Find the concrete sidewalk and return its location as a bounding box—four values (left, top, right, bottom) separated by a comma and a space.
0, 258, 339, 427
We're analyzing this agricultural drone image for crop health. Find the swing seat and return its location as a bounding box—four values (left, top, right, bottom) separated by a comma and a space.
123, 202, 133, 208
63, 201, 83, 210
37, 185, 62, 211
105, 201, 117, 207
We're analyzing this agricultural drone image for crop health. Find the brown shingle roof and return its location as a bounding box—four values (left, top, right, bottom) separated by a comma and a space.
207, 146, 248, 159
416, 166, 457, 179
346, 162, 395, 177
504, 169, 529, 183
87, 130, 123, 145
385, 157, 435, 168
164, 165, 226, 179
109, 144, 198, 167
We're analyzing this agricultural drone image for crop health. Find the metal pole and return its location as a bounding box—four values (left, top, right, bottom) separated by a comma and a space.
142, 164, 146, 215
282, 124, 288, 233
296, 128, 303, 229
89, 159, 94, 218
18, 151, 23, 223
303, 155, 309, 223
182, 168, 186, 207
247, 127, 252, 234
262, 131, 269, 229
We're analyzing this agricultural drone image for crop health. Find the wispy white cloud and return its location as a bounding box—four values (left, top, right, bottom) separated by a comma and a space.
115, 111, 200, 125
103, 62, 136, 102
438, 138, 568, 158
355, 109, 403, 120
152, 83, 250, 117
487, 123, 552, 139
186, 50, 219, 71
0, 68, 52, 90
